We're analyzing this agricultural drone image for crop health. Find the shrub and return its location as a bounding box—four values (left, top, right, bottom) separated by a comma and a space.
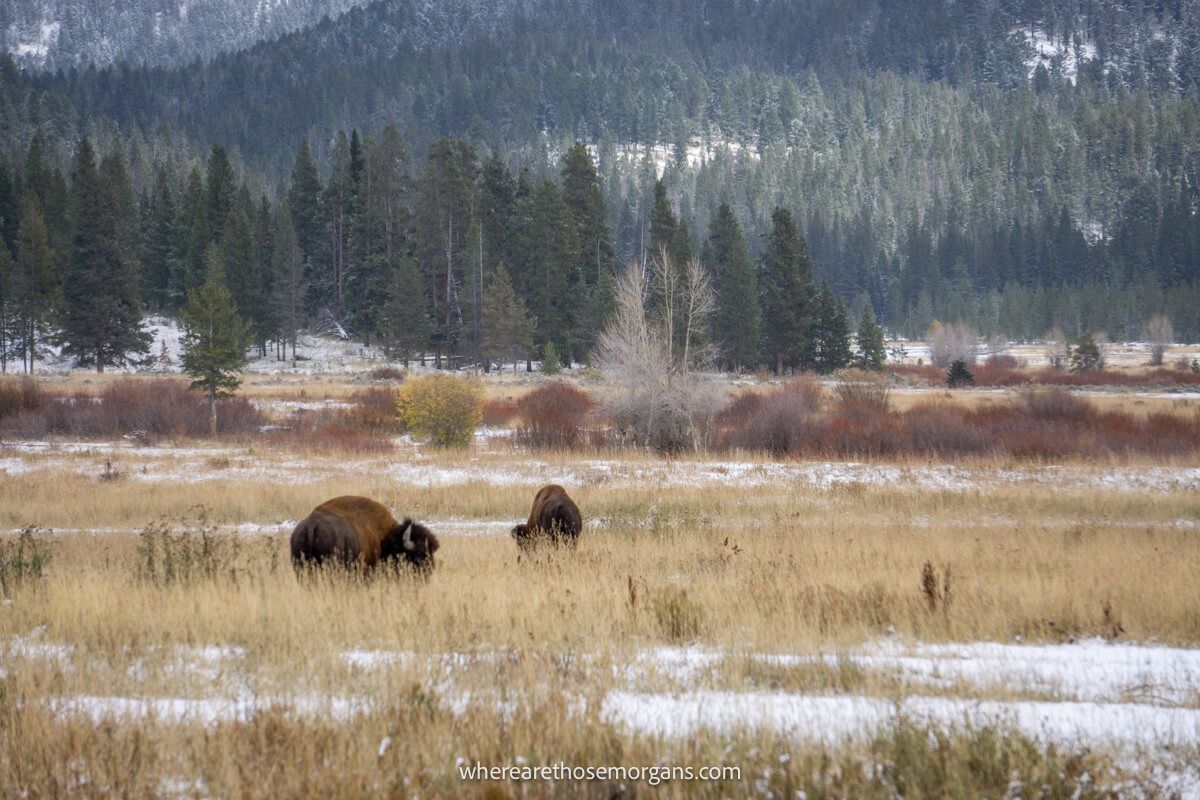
834, 374, 891, 411
0, 526, 52, 597
482, 397, 519, 426
0, 377, 45, 419
1017, 387, 1093, 423
395, 374, 484, 447
367, 366, 407, 381
986, 353, 1020, 369
135, 508, 242, 586
904, 403, 993, 457
515, 382, 595, 449
719, 378, 824, 455
342, 387, 403, 433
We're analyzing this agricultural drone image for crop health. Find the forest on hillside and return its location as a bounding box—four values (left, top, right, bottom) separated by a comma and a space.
1, 0, 1199, 363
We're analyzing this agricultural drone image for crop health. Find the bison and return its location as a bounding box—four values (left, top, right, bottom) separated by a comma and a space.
290, 495, 439, 574
511, 484, 582, 550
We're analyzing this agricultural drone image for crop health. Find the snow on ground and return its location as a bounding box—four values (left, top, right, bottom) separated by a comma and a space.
603, 691, 1200, 748
9, 635, 1199, 761
3, 440, 1199, 495
1018, 27, 1099, 84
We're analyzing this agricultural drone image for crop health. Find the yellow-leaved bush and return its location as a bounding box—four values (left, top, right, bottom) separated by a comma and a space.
395, 374, 484, 447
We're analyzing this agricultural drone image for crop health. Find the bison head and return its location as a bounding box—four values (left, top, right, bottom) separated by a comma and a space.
381, 518, 440, 574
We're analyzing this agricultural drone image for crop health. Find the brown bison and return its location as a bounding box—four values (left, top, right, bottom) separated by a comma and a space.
511, 484, 582, 550
291, 496, 439, 573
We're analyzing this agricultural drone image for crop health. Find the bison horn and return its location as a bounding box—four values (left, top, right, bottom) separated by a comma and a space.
401, 519, 415, 551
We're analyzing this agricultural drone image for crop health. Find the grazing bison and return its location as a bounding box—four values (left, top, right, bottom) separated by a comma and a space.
290, 496, 439, 574
511, 484, 582, 550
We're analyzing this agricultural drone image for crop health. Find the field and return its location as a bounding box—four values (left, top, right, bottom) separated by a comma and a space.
2, 351, 1200, 798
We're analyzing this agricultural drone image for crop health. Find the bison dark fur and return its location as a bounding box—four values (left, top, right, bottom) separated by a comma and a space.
291, 496, 439, 574
511, 484, 582, 550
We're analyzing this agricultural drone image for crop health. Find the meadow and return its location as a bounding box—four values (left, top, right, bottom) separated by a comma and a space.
2, 356, 1199, 798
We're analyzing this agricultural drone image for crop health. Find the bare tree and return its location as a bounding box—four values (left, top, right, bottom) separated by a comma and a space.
927, 321, 979, 368
596, 259, 721, 452
1143, 314, 1173, 366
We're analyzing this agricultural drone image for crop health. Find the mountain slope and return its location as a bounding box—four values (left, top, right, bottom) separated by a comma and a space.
1, 0, 375, 69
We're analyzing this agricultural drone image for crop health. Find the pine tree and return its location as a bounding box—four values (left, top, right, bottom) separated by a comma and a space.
181, 169, 210, 304
59, 139, 151, 372
560, 142, 615, 352
205, 144, 235, 243
288, 139, 326, 320
413, 139, 477, 366
760, 207, 815, 373
140, 168, 180, 313
704, 203, 760, 370
812, 282, 853, 374
13, 200, 58, 372
649, 180, 676, 258
180, 279, 250, 435
1070, 331, 1102, 372
521, 180, 581, 364
0, 243, 14, 372
946, 359, 975, 388
272, 207, 304, 364
854, 304, 886, 370
481, 262, 534, 373
382, 255, 434, 367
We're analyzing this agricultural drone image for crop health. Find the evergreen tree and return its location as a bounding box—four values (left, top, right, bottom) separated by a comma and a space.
946, 359, 975, 388
180, 279, 250, 435
1070, 331, 1103, 372
13, 200, 58, 372
272, 207, 304, 364
347, 125, 410, 348
140, 167, 180, 313
381, 254, 434, 367
59, 139, 150, 372
287, 139, 326, 319
703, 204, 760, 370
812, 282, 853, 374
0, 243, 13, 372
760, 207, 815, 373
521, 180, 581, 364
649, 180, 676, 259
560, 143, 615, 351
854, 304, 886, 370
205, 144, 235, 243
481, 263, 534, 373
181, 169, 210, 304
413, 139, 477, 366
323, 131, 354, 320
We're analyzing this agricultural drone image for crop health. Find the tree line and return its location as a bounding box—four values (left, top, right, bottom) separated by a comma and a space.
0, 130, 888, 375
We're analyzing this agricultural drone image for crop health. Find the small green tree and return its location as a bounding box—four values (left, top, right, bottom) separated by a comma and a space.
541, 341, 562, 375
854, 304, 886, 370
1070, 331, 1102, 373
180, 280, 250, 435
946, 359, 975, 388
812, 282, 853, 374
481, 263, 534, 373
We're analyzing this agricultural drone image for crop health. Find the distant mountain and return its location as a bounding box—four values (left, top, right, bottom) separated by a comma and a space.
0, 0, 375, 69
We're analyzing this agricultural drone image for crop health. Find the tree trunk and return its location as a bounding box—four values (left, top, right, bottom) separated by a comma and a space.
97, 350, 105, 373
209, 389, 218, 437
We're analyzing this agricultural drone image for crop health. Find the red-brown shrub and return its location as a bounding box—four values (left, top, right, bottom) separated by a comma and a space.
0, 377, 46, 418
718, 379, 825, 455
1018, 387, 1094, 423
514, 382, 596, 449
903, 403, 994, 457
986, 353, 1021, 369
341, 387, 403, 433
0, 379, 266, 440
482, 397, 519, 426
367, 366, 407, 381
